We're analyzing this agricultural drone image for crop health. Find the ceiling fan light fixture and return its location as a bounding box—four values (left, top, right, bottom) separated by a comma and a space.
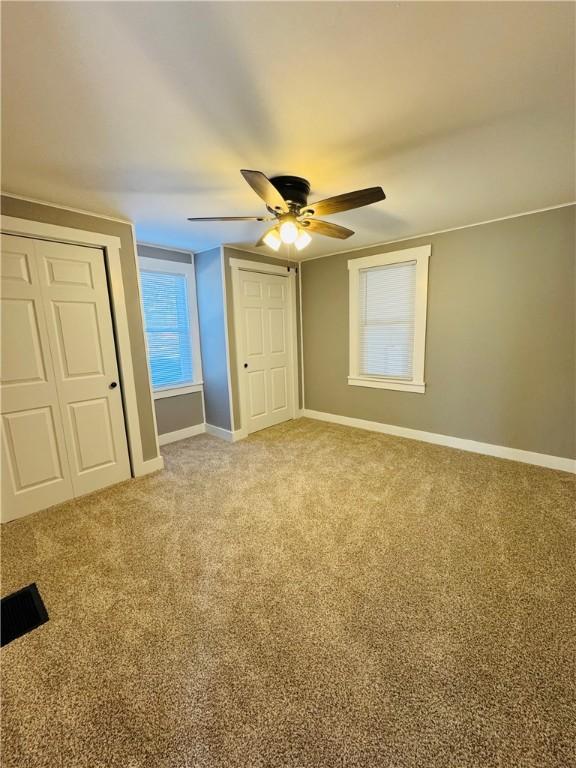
294, 229, 312, 251
263, 228, 282, 251
188, 170, 385, 251
279, 219, 299, 244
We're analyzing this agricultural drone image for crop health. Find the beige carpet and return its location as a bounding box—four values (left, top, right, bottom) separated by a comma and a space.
1, 418, 575, 768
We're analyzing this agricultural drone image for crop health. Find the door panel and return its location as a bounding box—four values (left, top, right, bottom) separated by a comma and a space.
243, 279, 262, 298
1, 299, 47, 385
35, 240, 131, 497
270, 367, 287, 412
268, 282, 285, 300
248, 370, 267, 417
268, 309, 286, 354
51, 301, 104, 378
68, 399, 116, 472
45, 256, 94, 288
3, 407, 65, 491
237, 270, 294, 434
0, 249, 32, 283
1, 235, 74, 520
245, 308, 264, 356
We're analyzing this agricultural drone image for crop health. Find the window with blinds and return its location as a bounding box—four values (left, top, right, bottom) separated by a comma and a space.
141, 270, 194, 390
359, 261, 417, 379
348, 245, 430, 393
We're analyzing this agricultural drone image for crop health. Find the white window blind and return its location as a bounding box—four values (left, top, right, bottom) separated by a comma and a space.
359, 260, 417, 379
141, 270, 194, 390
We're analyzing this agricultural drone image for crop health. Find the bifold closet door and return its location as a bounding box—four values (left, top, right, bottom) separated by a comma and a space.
1, 235, 74, 520
35, 239, 131, 497
1, 235, 131, 522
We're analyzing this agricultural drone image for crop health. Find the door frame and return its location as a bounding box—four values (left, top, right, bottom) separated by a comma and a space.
230, 258, 299, 439
1, 216, 162, 477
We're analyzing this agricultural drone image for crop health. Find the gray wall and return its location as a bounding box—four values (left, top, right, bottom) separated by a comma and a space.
223, 246, 299, 430
1, 195, 160, 462
195, 247, 231, 430
154, 393, 204, 434
301, 205, 575, 459
138, 243, 192, 264
137, 243, 204, 436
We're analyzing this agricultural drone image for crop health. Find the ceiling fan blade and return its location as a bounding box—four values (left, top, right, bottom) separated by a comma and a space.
187, 216, 272, 222
300, 187, 385, 217
302, 219, 354, 239
241, 170, 289, 214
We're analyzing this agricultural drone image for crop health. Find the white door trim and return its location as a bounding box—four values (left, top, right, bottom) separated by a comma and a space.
229, 258, 292, 276
221, 247, 237, 432
229, 259, 298, 438
0, 215, 163, 477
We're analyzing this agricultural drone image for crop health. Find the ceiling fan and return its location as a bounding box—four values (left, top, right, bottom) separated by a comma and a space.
187, 170, 386, 252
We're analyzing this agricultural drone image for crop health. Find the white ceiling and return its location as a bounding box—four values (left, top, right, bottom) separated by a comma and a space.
2, 2, 574, 260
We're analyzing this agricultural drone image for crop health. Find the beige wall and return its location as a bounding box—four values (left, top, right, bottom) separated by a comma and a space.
301, 206, 575, 459
1, 195, 160, 462
137, 243, 204, 436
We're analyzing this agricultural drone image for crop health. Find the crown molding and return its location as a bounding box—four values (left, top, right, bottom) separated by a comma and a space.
137, 240, 194, 256
298, 201, 576, 263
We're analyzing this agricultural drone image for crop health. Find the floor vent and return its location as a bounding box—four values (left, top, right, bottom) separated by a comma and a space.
1, 583, 49, 647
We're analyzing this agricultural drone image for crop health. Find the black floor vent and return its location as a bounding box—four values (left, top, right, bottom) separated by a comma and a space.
1, 583, 49, 647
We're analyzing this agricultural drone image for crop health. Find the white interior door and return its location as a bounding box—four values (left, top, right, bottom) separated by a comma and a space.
1, 235, 74, 519
35, 239, 131, 497
1, 235, 131, 522
237, 270, 294, 434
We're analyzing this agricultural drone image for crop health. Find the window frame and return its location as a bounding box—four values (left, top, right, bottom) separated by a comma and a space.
139, 256, 203, 399
348, 245, 430, 393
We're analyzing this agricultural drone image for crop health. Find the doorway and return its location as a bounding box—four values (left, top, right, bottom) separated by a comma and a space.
231, 259, 298, 436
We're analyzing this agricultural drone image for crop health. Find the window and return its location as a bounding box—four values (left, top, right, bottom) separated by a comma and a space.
348, 245, 430, 393
139, 256, 202, 398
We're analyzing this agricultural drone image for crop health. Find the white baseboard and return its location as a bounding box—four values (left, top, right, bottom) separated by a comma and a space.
301, 409, 575, 473
133, 455, 165, 476
158, 423, 206, 446
205, 423, 245, 443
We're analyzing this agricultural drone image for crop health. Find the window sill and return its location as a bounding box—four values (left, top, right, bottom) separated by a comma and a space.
153, 383, 203, 400
348, 376, 425, 393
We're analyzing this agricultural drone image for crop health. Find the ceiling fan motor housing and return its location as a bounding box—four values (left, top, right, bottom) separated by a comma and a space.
268, 176, 310, 212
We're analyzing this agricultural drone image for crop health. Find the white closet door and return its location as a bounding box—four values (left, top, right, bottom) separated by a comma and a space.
238, 270, 294, 434
35, 240, 131, 497
1, 235, 74, 521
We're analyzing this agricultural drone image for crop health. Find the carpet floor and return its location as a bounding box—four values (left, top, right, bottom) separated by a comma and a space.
1, 418, 575, 768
